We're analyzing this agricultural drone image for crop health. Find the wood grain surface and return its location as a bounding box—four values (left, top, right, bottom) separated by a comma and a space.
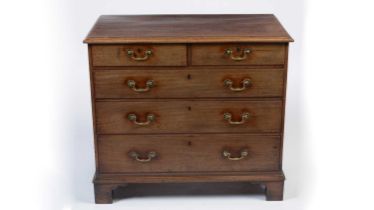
84, 15, 293, 43
94, 171, 285, 184
191, 44, 286, 66
93, 69, 284, 99
97, 134, 280, 173
92, 44, 187, 66
95, 100, 282, 134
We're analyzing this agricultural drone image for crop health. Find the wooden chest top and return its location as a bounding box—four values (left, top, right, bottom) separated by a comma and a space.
84, 14, 293, 44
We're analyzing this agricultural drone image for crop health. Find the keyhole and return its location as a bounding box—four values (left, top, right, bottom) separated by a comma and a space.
187, 141, 192, 146
187, 74, 191, 80
188, 106, 192, 111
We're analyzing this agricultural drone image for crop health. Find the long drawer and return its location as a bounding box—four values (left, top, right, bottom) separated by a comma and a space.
95, 100, 282, 134
94, 69, 284, 99
98, 134, 281, 173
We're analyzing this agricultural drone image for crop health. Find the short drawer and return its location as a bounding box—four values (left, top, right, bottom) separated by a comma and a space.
98, 134, 280, 173
94, 69, 284, 98
96, 100, 282, 134
91, 44, 187, 66
191, 44, 286, 66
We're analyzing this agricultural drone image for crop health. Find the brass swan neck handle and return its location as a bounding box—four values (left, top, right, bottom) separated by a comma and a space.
127, 49, 152, 61
224, 48, 251, 61
223, 112, 251, 125
224, 78, 251, 92
127, 80, 155, 92
223, 149, 248, 161
127, 113, 156, 126
128, 151, 157, 162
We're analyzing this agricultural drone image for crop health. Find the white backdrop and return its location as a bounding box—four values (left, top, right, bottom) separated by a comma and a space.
0, 0, 373, 210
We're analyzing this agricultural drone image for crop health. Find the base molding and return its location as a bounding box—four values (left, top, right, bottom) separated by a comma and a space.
93, 171, 285, 204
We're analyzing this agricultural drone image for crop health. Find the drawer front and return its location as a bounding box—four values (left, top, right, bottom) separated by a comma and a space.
94, 69, 284, 99
98, 134, 280, 173
96, 100, 282, 134
91, 44, 187, 66
191, 44, 285, 66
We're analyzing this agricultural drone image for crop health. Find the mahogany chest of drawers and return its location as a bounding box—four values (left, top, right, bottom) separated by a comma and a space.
84, 14, 293, 203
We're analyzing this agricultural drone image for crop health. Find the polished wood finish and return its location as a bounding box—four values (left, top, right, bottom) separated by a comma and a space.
84, 14, 292, 203
93, 172, 285, 204
265, 181, 284, 201
95, 100, 282, 134
191, 44, 286, 66
94, 69, 284, 98
94, 171, 285, 184
92, 44, 187, 66
98, 134, 280, 173
84, 15, 293, 44
94, 184, 117, 204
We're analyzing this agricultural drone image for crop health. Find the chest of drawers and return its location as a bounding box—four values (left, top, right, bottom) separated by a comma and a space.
84, 14, 293, 203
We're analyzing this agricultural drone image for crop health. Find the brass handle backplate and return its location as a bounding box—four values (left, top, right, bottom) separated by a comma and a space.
127, 113, 155, 126
127, 49, 152, 61
128, 151, 157, 162
224, 78, 251, 92
127, 80, 155, 92
223, 149, 248, 161
223, 112, 251, 125
224, 48, 251, 61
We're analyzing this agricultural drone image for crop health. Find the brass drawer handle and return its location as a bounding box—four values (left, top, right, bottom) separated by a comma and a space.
223, 112, 251, 125
224, 48, 251, 61
127, 113, 155, 126
128, 151, 157, 162
127, 80, 155, 92
223, 149, 248, 161
224, 78, 251, 92
127, 49, 152, 61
